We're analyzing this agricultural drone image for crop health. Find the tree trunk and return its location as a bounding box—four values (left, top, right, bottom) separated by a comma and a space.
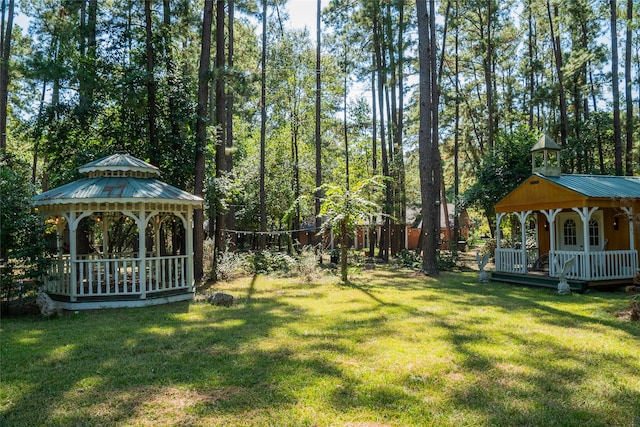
430, 0, 443, 263
373, 8, 390, 262
547, 1, 569, 147
162, 0, 184, 185
194, 0, 214, 282
213, 0, 226, 276
396, 0, 406, 253
340, 218, 348, 282
484, 0, 495, 150
611, 0, 623, 175
527, 0, 534, 129
225, 0, 236, 246
0, 0, 14, 150
453, 0, 460, 251
343, 49, 350, 191
259, 0, 267, 248
315, 0, 323, 250
417, 0, 439, 275
369, 53, 377, 258
144, 0, 159, 165
625, 0, 633, 176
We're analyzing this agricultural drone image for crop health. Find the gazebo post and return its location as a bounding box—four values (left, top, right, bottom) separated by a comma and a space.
153, 216, 162, 257
186, 206, 195, 291
137, 209, 147, 299
55, 217, 66, 294
68, 210, 78, 302
100, 215, 109, 257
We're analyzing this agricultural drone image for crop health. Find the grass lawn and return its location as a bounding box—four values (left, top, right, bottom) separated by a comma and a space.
1, 267, 639, 426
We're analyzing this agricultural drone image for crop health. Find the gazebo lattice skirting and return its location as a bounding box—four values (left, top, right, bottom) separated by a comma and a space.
32, 154, 203, 310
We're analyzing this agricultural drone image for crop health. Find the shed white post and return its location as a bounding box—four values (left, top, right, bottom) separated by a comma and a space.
622, 207, 635, 251
541, 208, 561, 277
495, 212, 505, 271
573, 206, 598, 279
516, 211, 532, 274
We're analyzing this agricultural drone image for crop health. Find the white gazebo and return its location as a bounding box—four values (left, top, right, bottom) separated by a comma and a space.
32, 154, 203, 310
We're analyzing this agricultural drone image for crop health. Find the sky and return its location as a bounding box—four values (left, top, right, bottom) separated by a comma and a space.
287, 0, 322, 34
13, 2, 322, 34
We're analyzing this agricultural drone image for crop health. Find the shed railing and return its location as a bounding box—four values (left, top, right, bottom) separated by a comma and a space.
45, 253, 191, 300
495, 248, 638, 281
549, 250, 638, 281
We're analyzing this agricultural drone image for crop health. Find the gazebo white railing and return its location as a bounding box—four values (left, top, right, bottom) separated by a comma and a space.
45, 253, 189, 299
33, 154, 203, 310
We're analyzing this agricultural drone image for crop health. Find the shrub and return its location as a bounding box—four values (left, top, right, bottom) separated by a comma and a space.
395, 250, 422, 269
436, 250, 458, 271
250, 250, 298, 276
213, 247, 320, 280
294, 248, 320, 282
1, 153, 52, 308
216, 249, 251, 280
394, 249, 458, 272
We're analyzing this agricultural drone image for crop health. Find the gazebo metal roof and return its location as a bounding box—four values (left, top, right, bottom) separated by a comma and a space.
32, 153, 202, 207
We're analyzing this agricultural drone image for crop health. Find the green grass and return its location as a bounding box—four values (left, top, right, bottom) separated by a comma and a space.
2, 267, 639, 426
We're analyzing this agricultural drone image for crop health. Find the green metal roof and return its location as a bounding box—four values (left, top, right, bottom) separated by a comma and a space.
32, 154, 202, 207
541, 173, 640, 198
32, 176, 202, 206
79, 153, 160, 177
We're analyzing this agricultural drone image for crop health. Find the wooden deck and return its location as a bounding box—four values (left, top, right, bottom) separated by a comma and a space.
490, 270, 632, 293
490, 271, 587, 292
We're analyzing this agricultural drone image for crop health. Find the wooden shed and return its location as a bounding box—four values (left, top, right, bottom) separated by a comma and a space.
32, 154, 203, 309
491, 135, 639, 290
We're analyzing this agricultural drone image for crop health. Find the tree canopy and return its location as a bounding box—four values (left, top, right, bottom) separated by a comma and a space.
1, 0, 637, 277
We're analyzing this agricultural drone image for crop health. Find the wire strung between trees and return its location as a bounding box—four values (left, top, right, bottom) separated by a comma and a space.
221, 228, 318, 236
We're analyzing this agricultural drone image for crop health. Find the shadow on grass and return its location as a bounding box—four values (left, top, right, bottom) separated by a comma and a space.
1, 267, 638, 426
0, 287, 342, 426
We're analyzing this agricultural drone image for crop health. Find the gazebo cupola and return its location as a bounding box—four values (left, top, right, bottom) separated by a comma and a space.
32, 153, 203, 310
531, 134, 561, 177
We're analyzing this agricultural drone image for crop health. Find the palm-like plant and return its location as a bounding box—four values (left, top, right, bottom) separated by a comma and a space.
318, 176, 386, 282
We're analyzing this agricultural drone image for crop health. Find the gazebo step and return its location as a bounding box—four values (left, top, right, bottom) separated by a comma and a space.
490, 271, 588, 293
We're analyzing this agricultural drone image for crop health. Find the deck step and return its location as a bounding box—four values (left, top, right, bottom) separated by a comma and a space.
490, 271, 588, 292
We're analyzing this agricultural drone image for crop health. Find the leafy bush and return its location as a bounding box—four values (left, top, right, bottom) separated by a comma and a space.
213, 247, 320, 280
1, 152, 52, 307
395, 250, 422, 269
436, 250, 458, 271
294, 248, 320, 282
250, 250, 298, 276
394, 249, 458, 272
216, 249, 251, 280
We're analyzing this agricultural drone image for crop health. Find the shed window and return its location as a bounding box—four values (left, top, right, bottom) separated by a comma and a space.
589, 219, 599, 247
563, 219, 577, 246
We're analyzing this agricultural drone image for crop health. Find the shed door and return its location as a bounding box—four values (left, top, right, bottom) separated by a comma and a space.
556, 213, 583, 251
556, 211, 604, 252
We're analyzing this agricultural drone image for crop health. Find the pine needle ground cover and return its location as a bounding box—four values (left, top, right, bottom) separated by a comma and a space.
1, 268, 639, 426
